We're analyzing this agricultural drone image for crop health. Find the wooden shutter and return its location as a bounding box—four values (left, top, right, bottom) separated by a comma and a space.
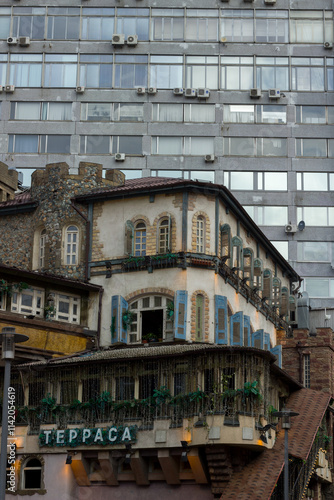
264, 333, 271, 351
252, 329, 264, 349
125, 220, 134, 255
243, 315, 251, 347
243, 248, 254, 286
215, 295, 228, 345
263, 269, 272, 301
253, 258, 263, 290
174, 290, 188, 340
230, 311, 243, 346
220, 224, 231, 260
111, 295, 128, 344
281, 287, 289, 317
271, 345, 282, 368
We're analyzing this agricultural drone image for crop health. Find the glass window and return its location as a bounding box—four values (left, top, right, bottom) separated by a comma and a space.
116, 103, 144, 122
185, 10, 218, 42
229, 171, 254, 190
65, 225, 78, 265
51, 292, 80, 323
296, 138, 327, 157
0, 8, 11, 39
12, 7, 46, 38
8, 135, 39, 153
151, 9, 184, 41
80, 135, 110, 154
47, 7, 80, 39
196, 216, 205, 253
244, 206, 288, 226
263, 172, 287, 190
290, 11, 330, 44
291, 58, 325, 91
297, 172, 329, 191
41, 135, 70, 154
116, 8, 149, 41
44, 54, 77, 87
150, 55, 182, 89
135, 221, 146, 256
186, 56, 219, 89
184, 104, 215, 122
82, 8, 115, 40
190, 171, 214, 183
79, 54, 113, 88
221, 56, 253, 90
11, 288, 44, 316
297, 207, 334, 226
224, 137, 255, 156
152, 137, 214, 155
224, 105, 255, 123
152, 103, 183, 122
256, 57, 289, 90
0, 54, 7, 86
112, 136, 142, 154
304, 278, 334, 298
195, 294, 204, 341
42, 102, 72, 121
221, 10, 254, 42
158, 218, 170, 254
255, 10, 288, 43
115, 377, 135, 400
257, 105, 287, 124
115, 54, 148, 88
297, 242, 331, 262
10, 102, 40, 120
296, 106, 326, 124
23, 458, 42, 490
257, 138, 287, 156
39, 229, 46, 268
9, 54, 43, 87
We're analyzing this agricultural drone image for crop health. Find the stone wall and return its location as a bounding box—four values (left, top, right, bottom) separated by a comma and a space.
0, 162, 124, 280
0, 161, 18, 202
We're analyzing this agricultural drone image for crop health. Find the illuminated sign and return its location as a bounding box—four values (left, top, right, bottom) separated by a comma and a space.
39, 425, 138, 447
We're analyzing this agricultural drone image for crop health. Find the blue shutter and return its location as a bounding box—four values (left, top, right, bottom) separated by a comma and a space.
264, 333, 271, 351
215, 295, 228, 345
271, 345, 282, 368
174, 290, 187, 340
252, 329, 264, 349
243, 315, 251, 347
111, 295, 128, 344
230, 312, 243, 346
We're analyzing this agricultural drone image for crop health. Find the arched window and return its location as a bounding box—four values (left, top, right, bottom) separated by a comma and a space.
195, 216, 205, 253
243, 248, 254, 286
22, 458, 42, 490
134, 221, 146, 256
158, 218, 170, 254
220, 224, 231, 261
65, 225, 79, 265
195, 294, 204, 341
39, 229, 46, 268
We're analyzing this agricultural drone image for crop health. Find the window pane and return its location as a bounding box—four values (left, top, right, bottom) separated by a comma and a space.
224, 105, 255, 123
304, 279, 329, 298
271, 241, 288, 260
13, 102, 40, 120
230, 172, 253, 190
264, 173, 287, 191
263, 206, 287, 225
303, 173, 328, 191
46, 135, 70, 153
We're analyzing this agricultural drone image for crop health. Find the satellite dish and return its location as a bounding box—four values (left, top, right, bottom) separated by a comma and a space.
298, 220, 305, 231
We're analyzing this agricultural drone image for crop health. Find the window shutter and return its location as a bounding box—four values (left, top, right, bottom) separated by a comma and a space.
220, 224, 231, 260
111, 295, 128, 344
264, 333, 271, 351
243, 315, 251, 347
174, 290, 188, 340
281, 287, 289, 317
252, 329, 264, 349
253, 258, 263, 290
263, 269, 272, 301
230, 311, 243, 346
167, 215, 171, 252
271, 345, 282, 368
243, 248, 254, 286
125, 220, 134, 256
215, 295, 228, 345
272, 277, 281, 308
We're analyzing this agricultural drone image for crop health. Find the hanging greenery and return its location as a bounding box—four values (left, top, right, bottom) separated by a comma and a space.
0, 279, 29, 297
167, 301, 174, 320
122, 310, 135, 330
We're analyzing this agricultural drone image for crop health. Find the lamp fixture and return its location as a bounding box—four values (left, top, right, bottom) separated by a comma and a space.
65, 454, 72, 465
180, 440, 190, 462
124, 443, 132, 464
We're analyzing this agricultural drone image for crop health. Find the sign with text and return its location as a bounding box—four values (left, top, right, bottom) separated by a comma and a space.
39, 425, 138, 447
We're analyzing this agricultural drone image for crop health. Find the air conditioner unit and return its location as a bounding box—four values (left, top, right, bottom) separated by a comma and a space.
264, 0, 276, 4
205, 154, 215, 162
0, 86, 3, 93
147, 87, 157, 94
285, 224, 297, 234
19, 36, 30, 46
111, 34, 125, 46
197, 88, 210, 99
7, 37, 18, 45
76, 86, 85, 93
185, 88, 196, 97
5, 85, 15, 93
136, 87, 146, 95
126, 35, 138, 46
173, 87, 184, 95
115, 153, 125, 161
324, 42, 333, 49
250, 88, 262, 98
269, 88, 280, 99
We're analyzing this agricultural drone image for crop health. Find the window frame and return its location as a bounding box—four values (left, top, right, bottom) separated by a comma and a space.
64, 224, 79, 265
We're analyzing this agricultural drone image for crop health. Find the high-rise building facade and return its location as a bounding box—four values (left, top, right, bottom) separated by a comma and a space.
0, 0, 333, 308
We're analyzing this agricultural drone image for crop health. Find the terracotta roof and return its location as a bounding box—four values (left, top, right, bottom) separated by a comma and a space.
0, 191, 32, 208
221, 389, 330, 500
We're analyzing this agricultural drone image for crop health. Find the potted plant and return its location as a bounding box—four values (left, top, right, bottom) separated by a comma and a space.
142, 333, 158, 343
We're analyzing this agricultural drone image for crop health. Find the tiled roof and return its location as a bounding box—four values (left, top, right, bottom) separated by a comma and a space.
221, 388, 330, 500
0, 191, 32, 208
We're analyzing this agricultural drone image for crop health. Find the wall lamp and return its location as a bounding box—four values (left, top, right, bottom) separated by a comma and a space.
65, 451, 77, 465
180, 440, 190, 462
124, 443, 133, 464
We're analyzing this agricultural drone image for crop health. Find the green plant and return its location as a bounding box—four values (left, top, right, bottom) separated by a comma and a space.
167, 301, 174, 320
189, 388, 206, 403
0, 280, 29, 297
122, 310, 135, 330
238, 381, 262, 405
142, 332, 157, 341
153, 386, 171, 405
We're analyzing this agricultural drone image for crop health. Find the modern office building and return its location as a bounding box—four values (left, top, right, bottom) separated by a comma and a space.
0, 0, 333, 308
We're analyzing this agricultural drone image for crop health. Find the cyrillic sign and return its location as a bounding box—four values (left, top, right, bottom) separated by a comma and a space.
39, 425, 138, 447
